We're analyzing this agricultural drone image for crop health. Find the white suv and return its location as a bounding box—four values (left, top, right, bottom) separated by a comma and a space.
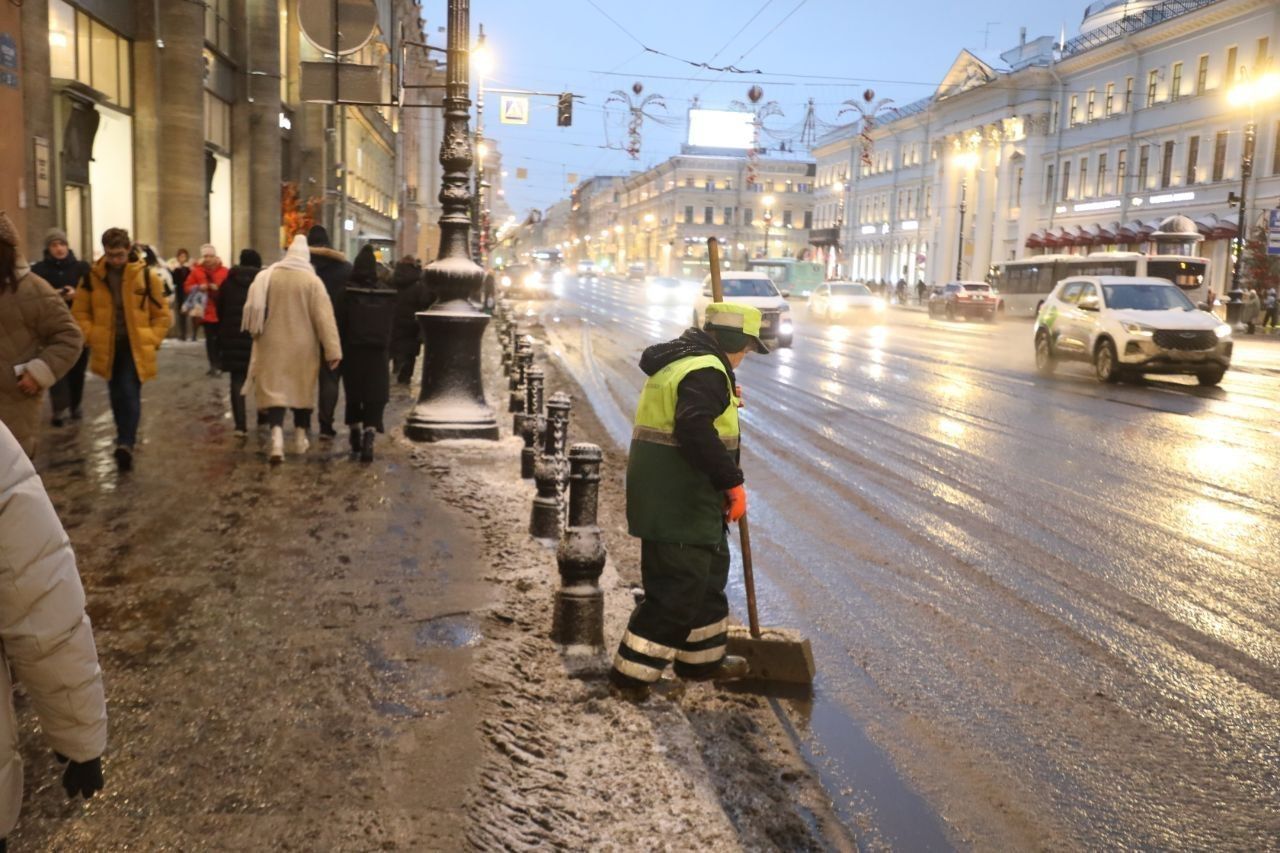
693, 271, 793, 348
1033, 276, 1232, 386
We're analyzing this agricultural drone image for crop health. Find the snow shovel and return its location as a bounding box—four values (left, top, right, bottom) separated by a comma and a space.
707, 238, 816, 688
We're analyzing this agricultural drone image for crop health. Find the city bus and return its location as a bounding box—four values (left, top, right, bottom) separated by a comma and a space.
746, 258, 825, 297
989, 252, 1209, 317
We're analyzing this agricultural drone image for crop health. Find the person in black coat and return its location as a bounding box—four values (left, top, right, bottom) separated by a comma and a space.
306, 225, 352, 438
390, 256, 425, 386
338, 245, 396, 462
31, 228, 91, 425
218, 249, 261, 435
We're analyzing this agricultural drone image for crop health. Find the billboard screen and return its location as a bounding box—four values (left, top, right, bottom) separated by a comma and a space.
687, 109, 754, 149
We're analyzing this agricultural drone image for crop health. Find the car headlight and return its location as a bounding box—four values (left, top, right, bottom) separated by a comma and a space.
524, 274, 541, 289
780, 321, 794, 336
874, 299, 887, 312
500, 275, 512, 288
1214, 323, 1232, 339
1121, 322, 1154, 336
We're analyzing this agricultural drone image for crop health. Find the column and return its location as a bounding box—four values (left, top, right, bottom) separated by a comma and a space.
234, 0, 283, 256
155, 0, 209, 254
970, 133, 999, 279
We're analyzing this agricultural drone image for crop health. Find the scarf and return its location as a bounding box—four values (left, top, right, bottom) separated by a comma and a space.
242, 234, 313, 336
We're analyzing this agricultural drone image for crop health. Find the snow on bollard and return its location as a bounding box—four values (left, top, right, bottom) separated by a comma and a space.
517, 365, 545, 479
530, 391, 571, 540
508, 337, 533, 413
502, 320, 518, 375
552, 443, 606, 649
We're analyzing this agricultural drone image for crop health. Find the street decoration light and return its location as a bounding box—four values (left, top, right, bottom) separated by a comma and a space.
605, 82, 666, 160
406, 0, 499, 442
952, 149, 980, 280
1226, 65, 1280, 295
731, 85, 783, 187
840, 89, 896, 169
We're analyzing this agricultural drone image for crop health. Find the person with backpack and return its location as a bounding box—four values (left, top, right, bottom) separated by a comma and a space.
338, 245, 396, 462
218, 249, 262, 436
31, 228, 91, 425
71, 228, 172, 471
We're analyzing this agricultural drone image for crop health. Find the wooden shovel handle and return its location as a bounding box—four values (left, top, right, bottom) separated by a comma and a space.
708, 238, 724, 303
738, 513, 762, 639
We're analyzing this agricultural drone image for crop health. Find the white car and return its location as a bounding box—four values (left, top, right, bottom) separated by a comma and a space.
808, 281, 887, 323
1033, 275, 1232, 386
693, 271, 793, 348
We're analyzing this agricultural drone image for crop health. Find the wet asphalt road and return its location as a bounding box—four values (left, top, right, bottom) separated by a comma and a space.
519, 275, 1280, 850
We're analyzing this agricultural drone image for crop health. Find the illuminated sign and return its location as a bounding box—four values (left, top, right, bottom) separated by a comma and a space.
687, 109, 755, 149
1147, 191, 1195, 205
900, 220, 919, 231
1072, 199, 1121, 212
860, 224, 877, 235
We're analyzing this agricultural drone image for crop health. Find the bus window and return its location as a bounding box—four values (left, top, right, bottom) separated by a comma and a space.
1147, 259, 1205, 289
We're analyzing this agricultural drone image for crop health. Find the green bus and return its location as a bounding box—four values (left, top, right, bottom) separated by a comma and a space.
746, 258, 824, 296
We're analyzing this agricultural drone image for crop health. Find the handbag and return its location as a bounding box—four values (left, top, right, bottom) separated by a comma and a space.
183, 288, 207, 319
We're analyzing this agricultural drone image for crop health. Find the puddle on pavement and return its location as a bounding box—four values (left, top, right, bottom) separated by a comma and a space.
362, 641, 460, 720
415, 614, 481, 649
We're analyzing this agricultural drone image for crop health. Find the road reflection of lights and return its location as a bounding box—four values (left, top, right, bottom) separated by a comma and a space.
826, 326, 851, 343
936, 380, 969, 399
864, 363, 884, 381
776, 364, 794, 381
937, 417, 966, 441
868, 325, 889, 344
1182, 439, 1246, 480
1180, 496, 1251, 551
552, 316, 561, 323
776, 347, 794, 364
821, 379, 842, 397
824, 352, 844, 371
867, 347, 885, 365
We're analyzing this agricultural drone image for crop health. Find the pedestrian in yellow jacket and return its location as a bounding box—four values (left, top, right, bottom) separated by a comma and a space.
71, 228, 171, 470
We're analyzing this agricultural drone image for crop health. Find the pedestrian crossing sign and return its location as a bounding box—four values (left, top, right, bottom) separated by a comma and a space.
500, 96, 529, 125
1268, 209, 1280, 256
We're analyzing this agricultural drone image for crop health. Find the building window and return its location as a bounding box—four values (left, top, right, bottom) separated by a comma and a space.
47, 1, 133, 109
1086, 89, 1096, 122
683, 205, 693, 224
1050, 100, 1060, 134
204, 91, 231, 150
1061, 160, 1072, 200
1097, 153, 1108, 196
1116, 149, 1127, 191
1274, 120, 1280, 176
1124, 77, 1134, 112
723, 206, 733, 225
684, 177, 694, 188
1226, 46, 1238, 84
1146, 70, 1159, 107
1138, 145, 1150, 189
1104, 82, 1115, 117
1258, 37, 1270, 67
1196, 55, 1209, 95
1015, 166, 1024, 207
1045, 164, 1056, 204
924, 186, 933, 216
1079, 157, 1089, 198
1160, 140, 1174, 188
1170, 62, 1183, 101
1069, 95, 1079, 126
703, 206, 713, 225
1186, 136, 1200, 184
782, 210, 793, 227
1212, 130, 1228, 182
803, 210, 813, 229
205, 0, 231, 54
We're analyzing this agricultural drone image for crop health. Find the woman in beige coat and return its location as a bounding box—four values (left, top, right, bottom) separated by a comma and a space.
243, 235, 342, 463
0, 420, 108, 845
0, 211, 84, 456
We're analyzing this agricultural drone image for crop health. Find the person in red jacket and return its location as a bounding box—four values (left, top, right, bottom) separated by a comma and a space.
185, 243, 228, 376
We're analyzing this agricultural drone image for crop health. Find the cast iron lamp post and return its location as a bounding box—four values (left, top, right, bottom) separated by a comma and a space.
952, 149, 979, 280
406, 0, 499, 441
762, 194, 775, 257
1226, 66, 1279, 295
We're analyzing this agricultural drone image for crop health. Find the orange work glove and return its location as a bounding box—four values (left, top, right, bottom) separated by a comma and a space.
723, 485, 747, 523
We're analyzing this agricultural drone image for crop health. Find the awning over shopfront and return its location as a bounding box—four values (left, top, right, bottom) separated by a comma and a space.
808, 227, 840, 247
1025, 229, 1046, 248
1193, 214, 1236, 240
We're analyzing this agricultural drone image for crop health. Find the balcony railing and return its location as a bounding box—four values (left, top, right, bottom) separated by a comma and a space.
1063, 0, 1220, 57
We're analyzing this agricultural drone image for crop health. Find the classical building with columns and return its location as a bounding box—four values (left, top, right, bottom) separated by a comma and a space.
3, 0, 439, 262
813, 0, 1280, 295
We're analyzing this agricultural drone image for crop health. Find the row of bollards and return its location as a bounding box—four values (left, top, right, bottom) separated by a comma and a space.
494, 299, 605, 649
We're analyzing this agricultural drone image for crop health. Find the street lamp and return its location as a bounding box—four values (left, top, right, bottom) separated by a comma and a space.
832, 178, 846, 276
762, 194, 775, 258
643, 213, 656, 273
471, 26, 493, 268
952, 149, 980, 280
1226, 66, 1280, 295
406, 0, 499, 442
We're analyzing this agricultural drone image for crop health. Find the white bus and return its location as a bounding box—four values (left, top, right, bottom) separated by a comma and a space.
990, 252, 1209, 317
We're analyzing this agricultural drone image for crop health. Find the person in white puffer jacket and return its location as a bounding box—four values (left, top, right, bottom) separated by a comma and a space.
0, 420, 107, 847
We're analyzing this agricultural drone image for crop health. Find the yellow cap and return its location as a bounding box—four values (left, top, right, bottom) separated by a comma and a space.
705, 302, 769, 353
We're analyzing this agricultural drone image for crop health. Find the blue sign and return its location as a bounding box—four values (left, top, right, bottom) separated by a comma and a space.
1268, 209, 1280, 257
0, 33, 16, 70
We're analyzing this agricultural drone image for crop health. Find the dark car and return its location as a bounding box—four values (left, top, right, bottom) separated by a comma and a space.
928, 281, 998, 321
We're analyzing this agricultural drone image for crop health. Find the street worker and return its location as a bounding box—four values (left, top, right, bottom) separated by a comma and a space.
71, 228, 171, 472
609, 303, 769, 701
0, 419, 109, 848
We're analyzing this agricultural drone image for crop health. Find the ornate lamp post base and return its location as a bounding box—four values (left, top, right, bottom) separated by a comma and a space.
405, 299, 499, 442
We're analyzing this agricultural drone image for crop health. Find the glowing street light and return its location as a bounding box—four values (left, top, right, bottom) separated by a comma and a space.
1226, 66, 1280, 293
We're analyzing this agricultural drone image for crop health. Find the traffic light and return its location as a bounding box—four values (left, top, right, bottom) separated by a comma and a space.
557, 93, 573, 127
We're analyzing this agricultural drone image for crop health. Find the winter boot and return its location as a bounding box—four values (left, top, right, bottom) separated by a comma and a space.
607, 668, 651, 703
114, 445, 133, 472
269, 426, 285, 464
360, 428, 376, 463
676, 654, 750, 683
349, 424, 363, 457
294, 427, 310, 454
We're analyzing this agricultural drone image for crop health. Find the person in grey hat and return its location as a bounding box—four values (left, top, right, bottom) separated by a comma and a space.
32, 228, 91, 425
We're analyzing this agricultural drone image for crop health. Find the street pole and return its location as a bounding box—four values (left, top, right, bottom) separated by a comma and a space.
405, 0, 499, 442
472, 25, 487, 269
1230, 119, 1255, 294
763, 212, 772, 257
956, 175, 968, 281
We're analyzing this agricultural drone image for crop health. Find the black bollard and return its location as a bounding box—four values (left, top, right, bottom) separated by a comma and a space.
501, 321, 517, 375
509, 338, 533, 414
514, 361, 545, 440
552, 443, 607, 648
530, 392, 571, 540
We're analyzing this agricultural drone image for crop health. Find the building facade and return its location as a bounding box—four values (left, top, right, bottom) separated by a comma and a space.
813, 0, 1280, 295
4, 0, 442, 263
